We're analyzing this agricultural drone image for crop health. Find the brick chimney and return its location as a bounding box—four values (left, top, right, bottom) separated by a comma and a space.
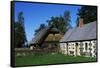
78, 18, 84, 28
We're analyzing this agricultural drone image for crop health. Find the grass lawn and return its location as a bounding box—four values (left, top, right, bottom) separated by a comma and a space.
15, 53, 97, 66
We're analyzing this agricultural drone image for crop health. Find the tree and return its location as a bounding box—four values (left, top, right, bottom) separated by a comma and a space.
14, 12, 27, 48
47, 16, 65, 34
77, 6, 97, 24
34, 24, 46, 35
47, 11, 71, 34
14, 22, 24, 47
18, 12, 24, 27
63, 11, 72, 30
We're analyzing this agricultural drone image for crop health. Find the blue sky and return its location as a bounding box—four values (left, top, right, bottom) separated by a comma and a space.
14, 2, 81, 42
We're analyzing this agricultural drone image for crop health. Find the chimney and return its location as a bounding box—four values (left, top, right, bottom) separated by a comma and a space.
78, 18, 84, 28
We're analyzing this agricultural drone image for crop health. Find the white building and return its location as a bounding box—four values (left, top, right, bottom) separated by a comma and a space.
60, 18, 97, 57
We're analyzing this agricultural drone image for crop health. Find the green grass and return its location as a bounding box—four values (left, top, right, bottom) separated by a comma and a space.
15, 53, 97, 66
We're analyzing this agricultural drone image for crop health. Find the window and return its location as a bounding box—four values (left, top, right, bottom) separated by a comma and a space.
85, 43, 88, 50
76, 43, 78, 46
69, 51, 74, 55
89, 42, 92, 46
94, 42, 97, 46
93, 46, 95, 48
66, 43, 68, 46
94, 50, 97, 55
94, 51, 95, 54
89, 48, 92, 51
90, 53, 92, 56
93, 41, 96, 43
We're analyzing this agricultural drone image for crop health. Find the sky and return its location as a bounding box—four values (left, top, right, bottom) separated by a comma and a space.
14, 2, 81, 42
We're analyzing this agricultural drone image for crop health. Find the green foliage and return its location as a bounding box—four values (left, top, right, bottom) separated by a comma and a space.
77, 6, 97, 24
14, 12, 27, 48
63, 11, 72, 31
63, 11, 71, 28
47, 11, 72, 34
34, 24, 46, 35
47, 16, 66, 34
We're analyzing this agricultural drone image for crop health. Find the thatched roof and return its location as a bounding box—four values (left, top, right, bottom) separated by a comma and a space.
29, 25, 60, 45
